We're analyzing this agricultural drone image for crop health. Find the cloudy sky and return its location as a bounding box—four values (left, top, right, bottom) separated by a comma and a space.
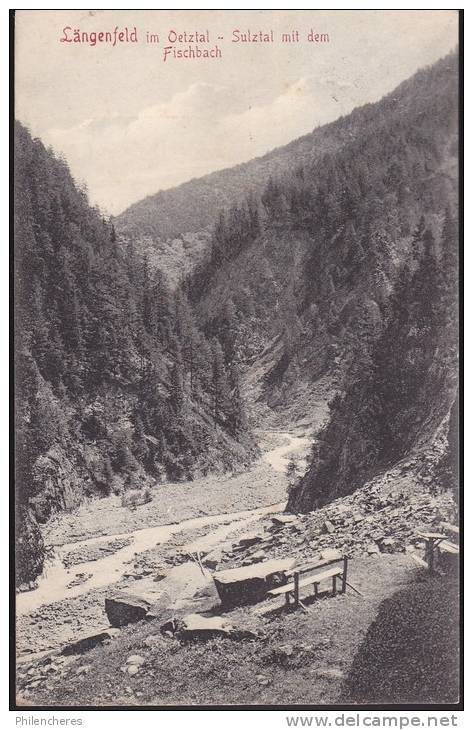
15, 9, 458, 215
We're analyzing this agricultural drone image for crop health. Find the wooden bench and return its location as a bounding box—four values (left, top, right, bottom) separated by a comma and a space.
267, 554, 348, 609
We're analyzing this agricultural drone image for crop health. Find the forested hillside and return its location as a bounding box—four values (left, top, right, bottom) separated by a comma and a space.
14, 122, 254, 586
288, 210, 459, 511
185, 52, 458, 433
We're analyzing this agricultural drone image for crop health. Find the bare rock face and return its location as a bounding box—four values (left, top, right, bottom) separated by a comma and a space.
105, 594, 152, 627
213, 558, 296, 607
62, 628, 121, 655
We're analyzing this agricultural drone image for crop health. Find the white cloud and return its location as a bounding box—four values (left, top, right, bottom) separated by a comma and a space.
44, 77, 355, 214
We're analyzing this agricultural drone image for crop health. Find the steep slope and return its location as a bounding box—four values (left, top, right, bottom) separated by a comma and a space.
113, 129, 345, 287
115, 53, 458, 292
14, 122, 255, 586
288, 211, 459, 512
115, 123, 343, 241
186, 52, 458, 430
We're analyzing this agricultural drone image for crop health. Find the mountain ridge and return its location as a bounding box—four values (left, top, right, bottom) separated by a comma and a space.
115, 51, 458, 289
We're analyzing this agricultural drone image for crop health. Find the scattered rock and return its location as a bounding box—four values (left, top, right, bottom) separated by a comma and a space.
126, 655, 145, 666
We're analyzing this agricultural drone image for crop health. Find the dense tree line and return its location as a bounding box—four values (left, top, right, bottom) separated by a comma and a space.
188, 52, 458, 396
14, 122, 253, 585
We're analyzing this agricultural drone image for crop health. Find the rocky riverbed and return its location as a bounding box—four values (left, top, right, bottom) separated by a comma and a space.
16, 432, 309, 659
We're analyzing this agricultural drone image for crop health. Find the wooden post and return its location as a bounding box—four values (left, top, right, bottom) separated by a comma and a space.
342, 556, 348, 594
294, 572, 300, 608
332, 575, 337, 596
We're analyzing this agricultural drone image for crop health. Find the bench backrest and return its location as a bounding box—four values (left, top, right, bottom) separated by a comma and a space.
285, 554, 346, 579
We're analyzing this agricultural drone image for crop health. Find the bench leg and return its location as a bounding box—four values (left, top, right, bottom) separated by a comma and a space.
332, 575, 337, 596
294, 573, 300, 608
313, 583, 318, 600
342, 556, 348, 594
285, 592, 291, 607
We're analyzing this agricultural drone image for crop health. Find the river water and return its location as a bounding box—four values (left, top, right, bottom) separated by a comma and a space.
17, 431, 310, 616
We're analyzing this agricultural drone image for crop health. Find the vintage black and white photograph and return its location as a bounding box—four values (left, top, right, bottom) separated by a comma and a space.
13, 8, 461, 708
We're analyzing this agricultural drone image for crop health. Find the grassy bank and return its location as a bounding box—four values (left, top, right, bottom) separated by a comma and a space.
18, 556, 453, 707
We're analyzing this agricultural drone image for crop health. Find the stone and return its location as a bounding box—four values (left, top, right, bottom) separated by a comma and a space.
176, 613, 234, 640
127, 655, 145, 666
249, 550, 266, 563
256, 674, 272, 686
127, 665, 140, 676
366, 543, 380, 555
105, 594, 151, 627
322, 521, 335, 534
238, 535, 264, 548
153, 573, 167, 583
320, 548, 342, 561
379, 537, 397, 554
213, 558, 296, 607
271, 515, 298, 528
161, 613, 259, 642
160, 617, 179, 637
314, 668, 344, 680
62, 628, 121, 655
203, 552, 222, 570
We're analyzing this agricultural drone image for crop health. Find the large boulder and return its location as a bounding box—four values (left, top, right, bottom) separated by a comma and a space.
213, 558, 296, 607
161, 613, 259, 641
105, 593, 151, 627
178, 614, 234, 640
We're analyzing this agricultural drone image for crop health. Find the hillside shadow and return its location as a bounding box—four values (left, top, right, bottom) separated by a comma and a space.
343, 574, 460, 705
